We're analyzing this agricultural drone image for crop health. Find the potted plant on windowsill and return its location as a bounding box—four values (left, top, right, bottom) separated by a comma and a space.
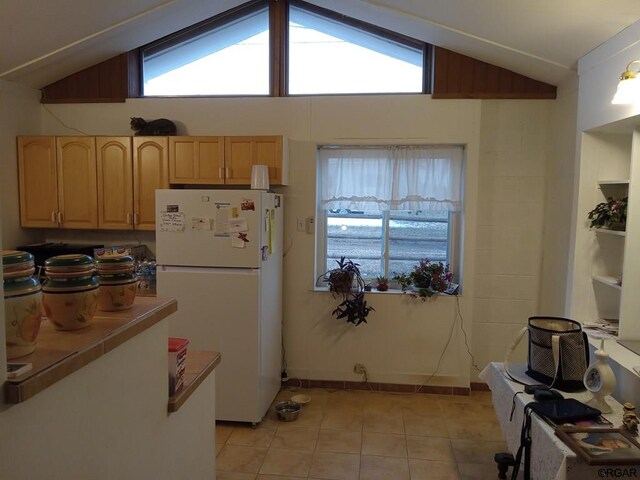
393, 258, 453, 301
319, 257, 374, 326
375, 276, 389, 292
587, 197, 627, 231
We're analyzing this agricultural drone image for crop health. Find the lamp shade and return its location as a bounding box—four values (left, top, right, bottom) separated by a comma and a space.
251, 165, 270, 190
612, 77, 640, 104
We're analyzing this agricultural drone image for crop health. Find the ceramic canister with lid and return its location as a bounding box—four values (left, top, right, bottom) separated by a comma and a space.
3, 250, 45, 359
95, 255, 138, 311
42, 254, 99, 331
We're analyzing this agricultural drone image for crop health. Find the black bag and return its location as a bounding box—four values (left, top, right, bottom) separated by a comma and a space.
529, 398, 601, 423
505, 316, 590, 392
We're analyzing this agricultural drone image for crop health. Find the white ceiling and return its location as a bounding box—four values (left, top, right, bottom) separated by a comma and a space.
2, 0, 640, 89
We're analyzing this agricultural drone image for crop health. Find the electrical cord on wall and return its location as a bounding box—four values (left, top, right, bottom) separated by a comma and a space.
456, 294, 482, 373
42, 104, 90, 135
415, 294, 481, 393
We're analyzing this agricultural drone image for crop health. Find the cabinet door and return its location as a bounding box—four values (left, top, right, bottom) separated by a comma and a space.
56, 137, 98, 229
18, 136, 59, 227
97, 137, 133, 230
133, 137, 168, 231
169, 136, 225, 185
224, 136, 283, 185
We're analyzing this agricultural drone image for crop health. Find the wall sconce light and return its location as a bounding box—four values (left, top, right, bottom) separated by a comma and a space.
612, 60, 640, 104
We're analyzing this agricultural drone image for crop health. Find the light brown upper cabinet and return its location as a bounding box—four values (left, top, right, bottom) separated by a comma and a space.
18, 136, 59, 228
169, 136, 225, 185
96, 137, 133, 230
133, 137, 169, 231
168, 135, 288, 186
224, 136, 287, 186
97, 137, 168, 231
18, 136, 98, 229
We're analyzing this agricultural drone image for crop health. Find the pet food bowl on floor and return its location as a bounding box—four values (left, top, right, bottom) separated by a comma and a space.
274, 400, 301, 421
291, 394, 311, 405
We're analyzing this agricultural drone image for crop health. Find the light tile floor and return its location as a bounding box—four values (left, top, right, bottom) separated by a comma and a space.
216, 388, 510, 480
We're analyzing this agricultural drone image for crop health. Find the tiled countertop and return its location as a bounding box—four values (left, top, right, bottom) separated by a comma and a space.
168, 350, 221, 413
5, 296, 177, 404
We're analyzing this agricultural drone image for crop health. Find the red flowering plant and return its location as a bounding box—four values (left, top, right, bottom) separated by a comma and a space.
393, 258, 453, 300
587, 197, 627, 231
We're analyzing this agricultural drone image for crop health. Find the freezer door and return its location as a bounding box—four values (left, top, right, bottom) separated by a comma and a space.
156, 189, 263, 268
158, 265, 264, 423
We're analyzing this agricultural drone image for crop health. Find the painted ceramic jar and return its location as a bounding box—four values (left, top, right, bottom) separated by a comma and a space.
97, 272, 138, 311
3, 250, 45, 359
95, 256, 138, 311
43, 255, 99, 331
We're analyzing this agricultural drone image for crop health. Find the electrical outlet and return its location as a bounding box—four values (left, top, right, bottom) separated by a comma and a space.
296, 217, 305, 232
306, 217, 315, 234
353, 363, 366, 374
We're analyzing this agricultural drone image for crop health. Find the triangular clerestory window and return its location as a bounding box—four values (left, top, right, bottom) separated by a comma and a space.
140, 0, 428, 97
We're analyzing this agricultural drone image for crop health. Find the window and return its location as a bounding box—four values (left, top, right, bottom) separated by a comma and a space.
138, 0, 431, 97
141, 2, 270, 96
288, 1, 425, 95
316, 146, 464, 287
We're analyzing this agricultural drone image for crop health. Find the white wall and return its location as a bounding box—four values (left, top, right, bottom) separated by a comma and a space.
576, 21, 640, 132
0, 80, 43, 250
542, 77, 579, 315
565, 19, 640, 404
0, 319, 216, 480
471, 100, 555, 370
32, 94, 570, 387
0, 88, 584, 394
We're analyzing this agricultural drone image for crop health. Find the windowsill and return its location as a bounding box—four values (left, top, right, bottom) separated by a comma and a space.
311, 286, 461, 298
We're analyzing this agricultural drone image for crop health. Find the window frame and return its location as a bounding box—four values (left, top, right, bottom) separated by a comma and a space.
314, 147, 463, 292
140, 0, 273, 97
286, 0, 431, 96
137, 0, 432, 98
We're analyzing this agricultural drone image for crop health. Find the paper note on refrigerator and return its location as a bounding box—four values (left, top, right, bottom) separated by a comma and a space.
190, 217, 212, 230
214, 203, 231, 236
231, 236, 246, 248
228, 217, 248, 233
160, 212, 185, 232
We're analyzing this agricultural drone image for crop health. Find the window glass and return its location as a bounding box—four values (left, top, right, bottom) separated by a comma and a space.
326, 210, 383, 278
289, 4, 424, 95
325, 210, 450, 282
388, 210, 449, 276
317, 145, 463, 288
142, 6, 269, 96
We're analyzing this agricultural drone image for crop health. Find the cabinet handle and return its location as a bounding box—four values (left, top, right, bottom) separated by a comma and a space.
57, 212, 63, 225
133, 213, 139, 225
225, 167, 231, 179
127, 213, 132, 225
51, 212, 57, 224
218, 167, 224, 179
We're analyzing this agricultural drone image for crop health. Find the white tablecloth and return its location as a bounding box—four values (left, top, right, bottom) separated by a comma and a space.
480, 362, 630, 480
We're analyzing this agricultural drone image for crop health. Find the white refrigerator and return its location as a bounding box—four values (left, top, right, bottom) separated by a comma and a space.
155, 189, 283, 424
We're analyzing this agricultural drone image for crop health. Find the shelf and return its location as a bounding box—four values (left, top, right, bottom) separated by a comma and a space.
168, 350, 221, 413
595, 228, 626, 237
592, 274, 622, 290
598, 179, 630, 186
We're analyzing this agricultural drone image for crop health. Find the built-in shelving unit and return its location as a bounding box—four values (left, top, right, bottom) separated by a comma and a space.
592, 274, 622, 290
595, 228, 626, 237
572, 122, 640, 343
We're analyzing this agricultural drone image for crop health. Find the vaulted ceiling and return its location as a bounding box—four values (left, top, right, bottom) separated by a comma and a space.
3, 0, 640, 89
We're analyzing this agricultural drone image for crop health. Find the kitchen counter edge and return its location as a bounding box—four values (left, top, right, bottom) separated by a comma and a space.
4, 297, 177, 404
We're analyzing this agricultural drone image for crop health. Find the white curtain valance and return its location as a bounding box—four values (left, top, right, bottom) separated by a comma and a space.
318, 145, 464, 212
